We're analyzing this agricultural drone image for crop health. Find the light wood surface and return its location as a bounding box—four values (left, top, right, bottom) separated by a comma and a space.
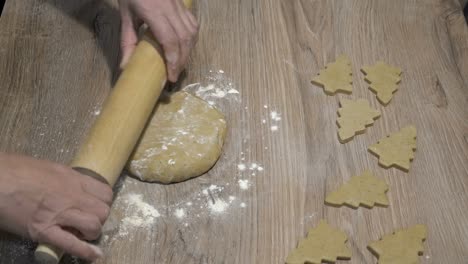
1, 0, 468, 263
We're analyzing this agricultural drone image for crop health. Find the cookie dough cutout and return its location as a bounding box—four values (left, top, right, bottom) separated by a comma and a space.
337, 98, 381, 143
368, 225, 427, 264
127, 91, 227, 183
361, 62, 402, 105
286, 220, 352, 264
325, 170, 389, 209
312, 55, 352, 95
368, 126, 416, 172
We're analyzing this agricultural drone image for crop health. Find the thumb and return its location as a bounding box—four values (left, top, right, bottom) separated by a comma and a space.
119, 11, 139, 69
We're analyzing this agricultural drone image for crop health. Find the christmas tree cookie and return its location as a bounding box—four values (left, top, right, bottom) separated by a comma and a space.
326, 170, 389, 209
361, 62, 402, 105
368, 225, 427, 264
286, 220, 351, 264
312, 55, 353, 95
369, 126, 417, 172
337, 98, 381, 143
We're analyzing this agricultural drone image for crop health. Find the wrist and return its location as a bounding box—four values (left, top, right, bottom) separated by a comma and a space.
0, 153, 29, 238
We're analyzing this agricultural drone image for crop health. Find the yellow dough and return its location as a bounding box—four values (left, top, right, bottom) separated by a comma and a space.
325, 170, 389, 209
286, 220, 352, 264
337, 98, 381, 143
368, 225, 427, 264
127, 91, 227, 183
368, 126, 417, 172
312, 55, 353, 95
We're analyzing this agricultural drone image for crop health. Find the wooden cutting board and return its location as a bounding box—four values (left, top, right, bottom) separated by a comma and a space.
0, 0, 467, 263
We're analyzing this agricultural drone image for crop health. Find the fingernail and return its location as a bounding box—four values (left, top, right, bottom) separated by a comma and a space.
90, 244, 104, 258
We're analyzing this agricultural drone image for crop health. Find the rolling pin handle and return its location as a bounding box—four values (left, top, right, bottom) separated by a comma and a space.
35, 244, 63, 264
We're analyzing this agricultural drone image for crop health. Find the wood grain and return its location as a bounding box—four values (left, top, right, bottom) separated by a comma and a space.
1, 0, 467, 263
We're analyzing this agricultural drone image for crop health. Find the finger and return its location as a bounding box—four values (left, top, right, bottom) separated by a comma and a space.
77, 196, 110, 224
79, 176, 113, 205
167, 3, 194, 78
145, 15, 181, 82
40, 226, 103, 261
186, 11, 199, 30
57, 209, 103, 241
175, 1, 199, 52
120, 10, 139, 69
174, 0, 198, 34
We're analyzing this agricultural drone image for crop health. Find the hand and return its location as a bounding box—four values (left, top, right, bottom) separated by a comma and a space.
118, 0, 199, 82
0, 153, 113, 261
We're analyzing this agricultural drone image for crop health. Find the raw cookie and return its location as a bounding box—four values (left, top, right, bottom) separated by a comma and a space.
127, 91, 227, 183
368, 126, 417, 172
325, 170, 389, 209
286, 220, 352, 264
312, 55, 353, 95
368, 225, 427, 264
361, 62, 402, 105
337, 98, 381, 143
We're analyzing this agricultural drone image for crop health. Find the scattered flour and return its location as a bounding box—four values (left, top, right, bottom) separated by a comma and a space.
271, 125, 279, 131
183, 70, 240, 107
92, 106, 102, 116
249, 163, 258, 170
117, 194, 160, 238
101, 235, 109, 244
212, 89, 227, 98
174, 208, 186, 219
209, 198, 229, 213
270, 111, 281, 121
209, 184, 221, 191
238, 162, 264, 173
237, 163, 247, 171
240, 203, 247, 208
238, 179, 250, 190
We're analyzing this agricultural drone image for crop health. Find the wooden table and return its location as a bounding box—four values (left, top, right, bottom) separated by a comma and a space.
1, 0, 467, 263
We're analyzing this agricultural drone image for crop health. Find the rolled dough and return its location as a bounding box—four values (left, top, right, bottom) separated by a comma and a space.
126, 91, 227, 183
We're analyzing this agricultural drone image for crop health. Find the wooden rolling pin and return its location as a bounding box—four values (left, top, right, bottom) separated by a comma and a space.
34, 1, 193, 263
